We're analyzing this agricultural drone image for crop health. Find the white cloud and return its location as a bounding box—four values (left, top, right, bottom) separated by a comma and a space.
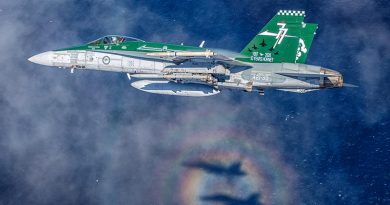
0, 0, 386, 204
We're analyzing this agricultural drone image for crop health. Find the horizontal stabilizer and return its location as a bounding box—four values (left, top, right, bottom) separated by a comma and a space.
343, 83, 358, 88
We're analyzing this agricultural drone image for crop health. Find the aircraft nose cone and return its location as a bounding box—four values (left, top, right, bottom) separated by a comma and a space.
28, 51, 54, 66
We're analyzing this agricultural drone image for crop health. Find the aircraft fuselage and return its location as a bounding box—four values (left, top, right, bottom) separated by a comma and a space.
28, 11, 345, 96
29, 48, 342, 96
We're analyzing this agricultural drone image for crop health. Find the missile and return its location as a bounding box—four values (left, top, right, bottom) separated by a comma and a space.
163, 74, 216, 82
162, 65, 229, 75
146, 50, 216, 58
217, 81, 254, 92
130, 73, 216, 83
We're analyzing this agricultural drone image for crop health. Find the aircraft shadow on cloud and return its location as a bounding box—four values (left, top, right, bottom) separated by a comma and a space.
182, 160, 246, 177
181, 160, 247, 182
200, 193, 262, 205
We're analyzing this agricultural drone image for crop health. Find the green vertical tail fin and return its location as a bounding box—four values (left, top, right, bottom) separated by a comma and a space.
238, 10, 318, 64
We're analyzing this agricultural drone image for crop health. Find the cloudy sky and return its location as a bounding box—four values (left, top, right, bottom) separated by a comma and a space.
0, 0, 389, 204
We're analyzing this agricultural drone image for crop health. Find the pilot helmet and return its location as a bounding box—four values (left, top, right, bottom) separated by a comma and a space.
112, 36, 118, 43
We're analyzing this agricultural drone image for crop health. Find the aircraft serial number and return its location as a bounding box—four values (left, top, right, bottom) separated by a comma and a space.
251, 56, 274, 62
251, 73, 270, 81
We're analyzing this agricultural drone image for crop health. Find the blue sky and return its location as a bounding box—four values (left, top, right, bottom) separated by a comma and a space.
0, 0, 389, 204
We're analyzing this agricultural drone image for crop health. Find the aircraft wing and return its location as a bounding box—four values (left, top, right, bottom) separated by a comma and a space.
173, 56, 249, 68
145, 50, 251, 68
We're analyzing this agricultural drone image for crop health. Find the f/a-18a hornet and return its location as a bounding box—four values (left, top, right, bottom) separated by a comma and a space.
29, 10, 347, 97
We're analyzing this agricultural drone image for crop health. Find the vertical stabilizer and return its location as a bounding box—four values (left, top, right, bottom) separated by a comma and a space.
238, 10, 318, 64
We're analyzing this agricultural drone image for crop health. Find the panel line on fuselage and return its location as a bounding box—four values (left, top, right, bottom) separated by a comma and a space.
92, 50, 174, 64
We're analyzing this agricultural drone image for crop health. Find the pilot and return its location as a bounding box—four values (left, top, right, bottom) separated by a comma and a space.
111, 36, 118, 44
118, 37, 125, 44
103, 37, 110, 44
112, 37, 124, 45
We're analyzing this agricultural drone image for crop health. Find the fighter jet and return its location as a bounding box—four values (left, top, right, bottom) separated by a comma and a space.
182, 161, 246, 177
29, 10, 346, 97
201, 193, 261, 205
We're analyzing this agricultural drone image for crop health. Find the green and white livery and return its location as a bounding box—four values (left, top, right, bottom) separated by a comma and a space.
238, 10, 317, 64
29, 10, 345, 97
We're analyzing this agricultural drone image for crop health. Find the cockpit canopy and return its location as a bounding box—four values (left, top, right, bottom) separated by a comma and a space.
88, 35, 145, 45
